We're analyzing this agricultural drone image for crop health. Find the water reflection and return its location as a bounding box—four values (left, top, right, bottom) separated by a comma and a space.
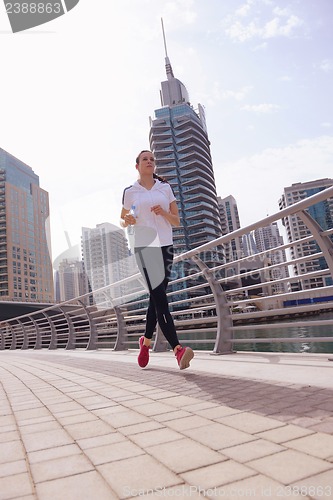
179, 312, 333, 354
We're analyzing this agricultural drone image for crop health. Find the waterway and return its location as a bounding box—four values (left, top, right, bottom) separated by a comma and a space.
181, 312, 333, 354
234, 311, 333, 354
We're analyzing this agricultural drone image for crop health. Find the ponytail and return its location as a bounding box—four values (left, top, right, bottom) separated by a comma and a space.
153, 172, 167, 183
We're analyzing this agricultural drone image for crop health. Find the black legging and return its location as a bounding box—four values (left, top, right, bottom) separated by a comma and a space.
134, 245, 179, 349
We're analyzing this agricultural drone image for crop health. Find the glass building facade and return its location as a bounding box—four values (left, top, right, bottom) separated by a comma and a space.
0, 147, 54, 302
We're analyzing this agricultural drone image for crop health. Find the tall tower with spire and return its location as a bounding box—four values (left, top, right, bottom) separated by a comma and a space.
149, 20, 222, 267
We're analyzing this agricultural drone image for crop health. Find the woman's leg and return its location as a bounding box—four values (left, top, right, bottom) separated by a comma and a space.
144, 245, 174, 339
135, 246, 179, 349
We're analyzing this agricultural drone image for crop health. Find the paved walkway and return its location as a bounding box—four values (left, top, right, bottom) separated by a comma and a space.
1, 349, 333, 499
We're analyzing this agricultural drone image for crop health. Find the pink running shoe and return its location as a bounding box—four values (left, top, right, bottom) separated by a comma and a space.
175, 346, 194, 370
138, 336, 150, 368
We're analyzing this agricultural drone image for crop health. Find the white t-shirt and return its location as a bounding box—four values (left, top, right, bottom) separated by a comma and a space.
122, 180, 176, 247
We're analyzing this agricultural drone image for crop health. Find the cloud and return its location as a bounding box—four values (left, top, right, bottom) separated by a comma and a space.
319, 59, 333, 73
221, 86, 253, 101
224, 0, 303, 42
279, 75, 292, 82
321, 122, 332, 128
241, 103, 281, 113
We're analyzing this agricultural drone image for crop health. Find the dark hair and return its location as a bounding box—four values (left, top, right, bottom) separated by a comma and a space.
135, 150, 167, 183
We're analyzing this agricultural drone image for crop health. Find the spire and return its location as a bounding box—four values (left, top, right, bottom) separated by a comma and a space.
161, 18, 174, 79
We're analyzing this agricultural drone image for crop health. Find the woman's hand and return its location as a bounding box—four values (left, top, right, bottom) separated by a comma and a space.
124, 213, 137, 226
151, 205, 165, 216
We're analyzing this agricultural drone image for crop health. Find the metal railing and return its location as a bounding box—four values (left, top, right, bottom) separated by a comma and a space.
1, 186, 333, 354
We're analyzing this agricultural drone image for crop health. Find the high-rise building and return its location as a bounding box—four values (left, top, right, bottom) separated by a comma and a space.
279, 178, 333, 289
253, 223, 289, 294
81, 222, 134, 305
242, 233, 258, 257
149, 30, 223, 271
55, 258, 89, 303
0, 147, 53, 302
218, 195, 242, 262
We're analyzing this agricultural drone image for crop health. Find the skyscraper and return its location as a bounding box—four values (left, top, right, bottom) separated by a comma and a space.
253, 223, 289, 294
149, 24, 222, 270
81, 222, 134, 306
0, 147, 53, 302
279, 178, 333, 289
218, 195, 242, 263
55, 258, 89, 303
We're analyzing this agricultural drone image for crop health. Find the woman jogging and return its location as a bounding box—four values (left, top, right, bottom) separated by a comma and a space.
120, 150, 194, 370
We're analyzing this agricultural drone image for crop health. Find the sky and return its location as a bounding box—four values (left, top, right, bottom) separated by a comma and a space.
0, 0, 332, 267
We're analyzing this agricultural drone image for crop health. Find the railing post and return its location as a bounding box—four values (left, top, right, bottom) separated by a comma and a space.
0, 324, 4, 350
191, 255, 234, 354
31, 316, 42, 349
59, 307, 76, 350
19, 320, 29, 349
113, 306, 129, 350
44, 312, 58, 350
76, 299, 98, 350
9, 322, 19, 350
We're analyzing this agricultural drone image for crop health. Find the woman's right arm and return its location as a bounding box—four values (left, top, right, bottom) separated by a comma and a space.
120, 207, 136, 228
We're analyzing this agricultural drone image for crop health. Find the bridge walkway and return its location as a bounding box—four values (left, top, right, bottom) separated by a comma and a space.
0, 350, 333, 499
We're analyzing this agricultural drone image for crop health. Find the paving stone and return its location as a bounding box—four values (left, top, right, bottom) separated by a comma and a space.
0, 459, 27, 478
84, 439, 144, 465
181, 401, 219, 412
57, 411, 98, 425
0, 472, 34, 498
130, 427, 181, 447
182, 422, 256, 450
22, 428, 74, 452
0, 414, 16, 426
248, 449, 332, 484
165, 415, 212, 431
98, 454, 180, 498
161, 395, 206, 407
0, 440, 26, 463
119, 396, 154, 408
181, 459, 256, 489
222, 438, 285, 463
101, 409, 150, 428
217, 411, 286, 434
291, 470, 333, 500
286, 432, 333, 459
31, 453, 93, 483
14, 407, 51, 422
77, 430, 127, 450
134, 401, 177, 417
64, 419, 115, 440
136, 484, 203, 498
141, 390, 179, 400
35, 470, 117, 500
309, 419, 333, 434
257, 424, 314, 443
28, 443, 82, 464
0, 430, 21, 443
147, 437, 224, 473
19, 420, 61, 435
118, 420, 163, 436
153, 410, 191, 422
195, 406, 243, 419
208, 474, 306, 500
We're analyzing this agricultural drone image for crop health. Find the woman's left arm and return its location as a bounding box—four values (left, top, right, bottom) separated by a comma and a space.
151, 200, 180, 226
